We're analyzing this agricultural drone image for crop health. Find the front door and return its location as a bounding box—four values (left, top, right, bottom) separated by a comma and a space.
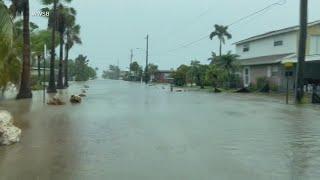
243, 67, 251, 87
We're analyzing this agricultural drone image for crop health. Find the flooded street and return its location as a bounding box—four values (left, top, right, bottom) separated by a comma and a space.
1, 80, 320, 180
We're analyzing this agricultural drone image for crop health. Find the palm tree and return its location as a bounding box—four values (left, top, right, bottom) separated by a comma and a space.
31, 30, 56, 81
56, 4, 65, 89
188, 60, 201, 86
208, 51, 218, 64
215, 52, 239, 74
0, 1, 21, 97
40, 0, 72, 92
64, 24, 81, 87
10, 0, 33, 99
205, 64, 226, 91
147, 63, 158, 82
209, 24, 232, 56
215, 52, 239, 87
63, 8, 79, 87
0, 0, 14, 43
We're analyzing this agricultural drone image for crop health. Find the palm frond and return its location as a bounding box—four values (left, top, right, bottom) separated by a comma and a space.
0, 1, 14, 44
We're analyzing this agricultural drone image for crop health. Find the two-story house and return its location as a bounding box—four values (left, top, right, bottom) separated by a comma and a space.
235, 20, 320, 91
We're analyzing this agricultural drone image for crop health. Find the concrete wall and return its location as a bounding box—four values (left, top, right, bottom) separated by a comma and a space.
307, 24, 320, 55
241, 63, 295, 91
248, 65, 281, 86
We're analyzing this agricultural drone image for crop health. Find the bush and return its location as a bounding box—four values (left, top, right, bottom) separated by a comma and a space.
270, 83, 279, 92
32, 83, 43, 91
256, 77, 269, 90
249, 83, 258, 91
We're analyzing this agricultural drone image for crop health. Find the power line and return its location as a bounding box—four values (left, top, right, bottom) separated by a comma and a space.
152, 0, 287, 57
228, 0, 287, 27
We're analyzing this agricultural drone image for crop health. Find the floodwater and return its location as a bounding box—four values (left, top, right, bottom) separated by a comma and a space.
1, 80, 320, 180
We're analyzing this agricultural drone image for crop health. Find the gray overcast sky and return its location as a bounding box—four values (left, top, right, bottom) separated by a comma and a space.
29, 0, 320, 72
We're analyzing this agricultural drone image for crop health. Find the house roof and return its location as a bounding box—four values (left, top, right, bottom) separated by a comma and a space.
281, 54, 320, 63
235, 20, 320, 45
240, 53, 320, 66
239, 53, 293, 66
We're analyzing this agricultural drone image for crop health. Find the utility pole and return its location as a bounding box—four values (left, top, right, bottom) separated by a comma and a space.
145, 34, 149, 84
295, 0, 308, 103
43, 44, 47, 104
130, 49, 133, 65
130, 49, 133, 75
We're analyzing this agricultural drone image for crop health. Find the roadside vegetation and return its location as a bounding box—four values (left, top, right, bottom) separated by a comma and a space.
0, 0, 96, 99
171, 52, 241, 91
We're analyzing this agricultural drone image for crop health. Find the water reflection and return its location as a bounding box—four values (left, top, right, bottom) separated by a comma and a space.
0, 80, 320, 180
284, 109, 320, 179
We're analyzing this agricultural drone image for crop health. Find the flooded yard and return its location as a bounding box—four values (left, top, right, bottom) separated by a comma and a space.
1, 80, 320, 180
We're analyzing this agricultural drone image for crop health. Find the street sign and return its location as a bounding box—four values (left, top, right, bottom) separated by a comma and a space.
284, 62, 294, 69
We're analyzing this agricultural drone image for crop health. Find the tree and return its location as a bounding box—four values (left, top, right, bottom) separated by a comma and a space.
209, 24, 232, 56
0, 0, 14, 43
130, 61, 140, 76
187, 60, 201, 86
56, 5, 76, 89
172, 65, 189, 86
0, 1, 21, 96
102, 65, 120, 80
71, 55, 96, 81
208, 51, 218, 64
64, 23, 81, 87
196, 64, 208, 89
40, 0, 72, 92
215, 52, 239, 82
45, 4, 76, 89
10, 0, 33, 99
31, 29, 58, 82
148, 63, 158, 82
205, 64, 227, 88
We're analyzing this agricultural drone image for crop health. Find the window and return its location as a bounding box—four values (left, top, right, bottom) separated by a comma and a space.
243, 44, 250, 52
274, 40, 283, 46
310, 36, 320, 54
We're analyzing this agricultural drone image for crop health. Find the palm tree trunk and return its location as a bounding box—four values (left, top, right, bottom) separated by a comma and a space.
17, 0, 32, 99
47, 0, 57, 93
219, 40, 222, 56
64, 43, 69, 87
57, 31, 64, 89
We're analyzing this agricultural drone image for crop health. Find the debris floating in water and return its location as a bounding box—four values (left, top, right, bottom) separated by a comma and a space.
70, 95, 82, 104
47, 97, 66, 106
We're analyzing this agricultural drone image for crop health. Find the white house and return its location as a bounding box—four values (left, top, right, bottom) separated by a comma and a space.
235, 20, 320, 90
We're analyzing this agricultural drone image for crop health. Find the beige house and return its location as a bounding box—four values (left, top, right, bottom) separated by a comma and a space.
235, 20, 320, 91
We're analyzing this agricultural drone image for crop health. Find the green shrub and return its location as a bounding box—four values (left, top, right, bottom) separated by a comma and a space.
32, 83, 44, 91
256, 77, 269, 90
270, 83, 279, 92
249, 83, 258, 91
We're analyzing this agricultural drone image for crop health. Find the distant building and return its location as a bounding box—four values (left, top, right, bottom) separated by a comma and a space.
154, 70, 174, 83
235, 20, 320, 90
